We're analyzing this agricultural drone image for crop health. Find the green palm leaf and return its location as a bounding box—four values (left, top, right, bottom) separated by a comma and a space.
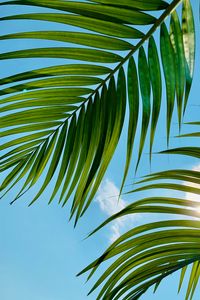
80, 220, 200, 300
1, 0, 193, 211
0, 1, 199, 299
0, 0, 196, 228
83, 139, 200, 299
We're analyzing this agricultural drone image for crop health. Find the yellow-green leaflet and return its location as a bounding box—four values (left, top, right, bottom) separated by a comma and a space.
0, 122, 61, 138
160, 23, 176, 145
0, 131, 53, 151
1, 64, 111, 85
59, 106, 86, 205
1, 76, 102, 96
170, 11, 186, 129
48, 116, 77, 204
0, 0, 156, 25
0, 48, 122, 63
148, 36, 162, 159
178, 266, 187, 293
0, 88, 92, 102
0, 13, 143, 38
1, 32, 133, 51
72, 98, 102, 220
88, 0, 168, 10
182, 0, 195, 113
185, 262, 200, 300
120, 57, 139, 196
136, 46, 151, 172
128, 182, 200, 196
161, 147, 200, 159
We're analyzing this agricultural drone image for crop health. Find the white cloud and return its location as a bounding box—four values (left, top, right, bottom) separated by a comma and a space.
185, 164, 200, 202
96, 179, 139, 243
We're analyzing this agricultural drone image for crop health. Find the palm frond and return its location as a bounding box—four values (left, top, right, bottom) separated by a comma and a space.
1, 0, 195, 218
80, 136, 200, 299
79, 219, 200, 300
79, 171, 200, 299
0, 1, 198, 298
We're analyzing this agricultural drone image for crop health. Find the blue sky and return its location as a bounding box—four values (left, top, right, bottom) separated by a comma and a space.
1, 0, 200, 299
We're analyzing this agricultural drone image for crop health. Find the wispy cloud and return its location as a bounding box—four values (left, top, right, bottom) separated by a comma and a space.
96, 179, 139, 243
185, 164, 200, 202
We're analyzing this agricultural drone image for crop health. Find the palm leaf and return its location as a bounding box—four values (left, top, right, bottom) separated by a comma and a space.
1, 0, 191, 215
82, 137, 200, 299
0, 1, 198, 299
80, 158, 200, 298
80, 219, 200, 300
